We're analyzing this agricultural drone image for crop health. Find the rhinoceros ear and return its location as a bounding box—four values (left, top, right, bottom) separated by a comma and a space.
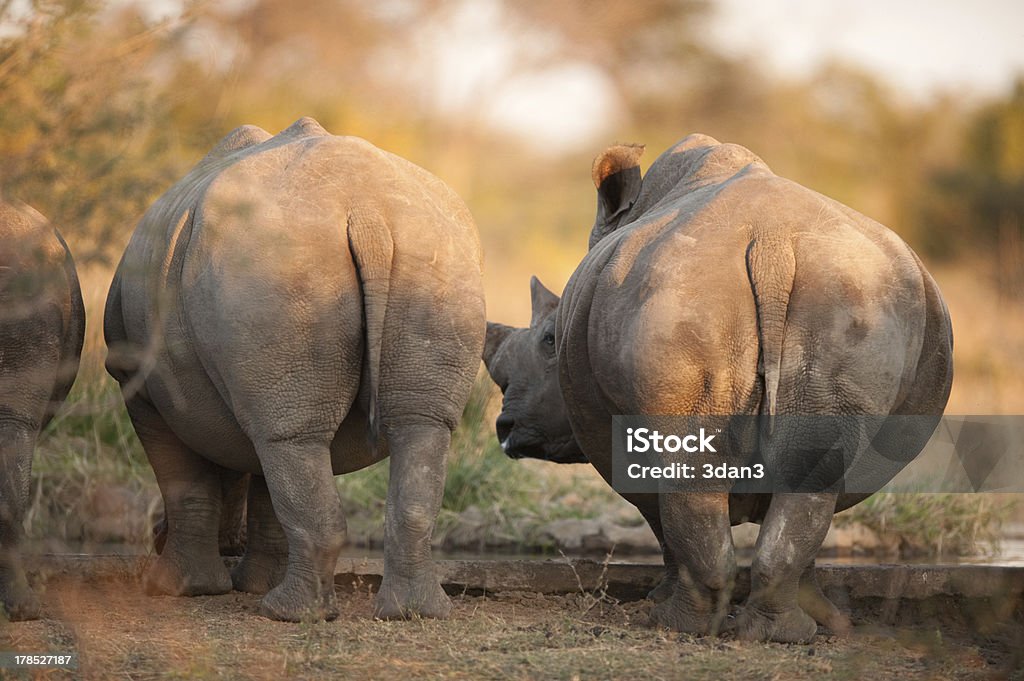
483, 321, 513, 368
529, 276, 560, 327
590, 143, 645, 249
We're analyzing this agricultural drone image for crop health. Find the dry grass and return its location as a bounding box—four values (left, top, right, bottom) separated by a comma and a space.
836, 494, 1012, 558
0, 575, 1018, 680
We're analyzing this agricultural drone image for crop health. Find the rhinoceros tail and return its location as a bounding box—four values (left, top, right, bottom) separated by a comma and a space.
745, 234, 796, 426
347, 210, 393, 441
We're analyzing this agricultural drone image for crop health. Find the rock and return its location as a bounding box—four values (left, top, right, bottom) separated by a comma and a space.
441, 506, 491, 550
440, 506, 520, 552
539, 518, 603, 551
83, 485, 152, 543
538, 517, 660, 555
821, 522, 883, 554
597, 519, 660, 554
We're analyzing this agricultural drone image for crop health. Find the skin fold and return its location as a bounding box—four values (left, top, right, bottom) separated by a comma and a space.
0, 201, 85, 621
105, 117, 484, 622
483, 135, 953, 643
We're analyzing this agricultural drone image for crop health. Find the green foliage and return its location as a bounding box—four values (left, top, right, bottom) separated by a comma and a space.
30, 372, 155, 545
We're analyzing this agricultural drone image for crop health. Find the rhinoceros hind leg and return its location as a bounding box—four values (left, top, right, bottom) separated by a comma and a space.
152, 469, 247, 557
649, 491, 735, 635
0, 548, 40, 621
127, 396, 231, 597
646, 569, 676, 604
232, 474, 288, 595
0, 579, 40, 622
373, 422, 452, 621
736, 492, 837, 643
255, 439, 345, 623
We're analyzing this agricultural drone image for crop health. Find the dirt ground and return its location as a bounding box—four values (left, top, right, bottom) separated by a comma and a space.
1, 574, 1022, 681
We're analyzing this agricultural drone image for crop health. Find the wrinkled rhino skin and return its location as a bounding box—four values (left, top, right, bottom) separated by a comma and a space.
1, 201, 85, 621
105, 117, 484, 622
484, 135, 953, 643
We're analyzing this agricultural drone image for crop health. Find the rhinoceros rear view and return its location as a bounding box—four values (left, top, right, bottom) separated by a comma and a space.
483, 135, 953, 643
105, 117, 484, 622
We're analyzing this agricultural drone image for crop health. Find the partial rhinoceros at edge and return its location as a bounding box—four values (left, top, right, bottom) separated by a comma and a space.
1, 201, 85, 621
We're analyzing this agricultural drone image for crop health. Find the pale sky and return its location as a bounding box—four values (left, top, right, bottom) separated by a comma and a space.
710, 0, 1024, 100
429, 0, 1024, 150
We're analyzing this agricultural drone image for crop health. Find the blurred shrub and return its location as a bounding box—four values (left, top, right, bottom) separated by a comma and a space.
838, 493, 1011, 558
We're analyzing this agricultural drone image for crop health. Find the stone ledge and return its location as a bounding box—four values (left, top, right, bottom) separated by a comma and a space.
25, 555, 1024, 604
334, 558, 1024, 603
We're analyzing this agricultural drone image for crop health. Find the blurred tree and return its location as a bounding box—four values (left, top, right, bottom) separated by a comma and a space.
0, 0, 194, 261
918, 79, 1024, 293
499, 0, 710, 90
0, 0, 1014, 283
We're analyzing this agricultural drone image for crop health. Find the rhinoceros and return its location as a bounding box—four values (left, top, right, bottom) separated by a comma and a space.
483, 135, 953, 643
1, 201, 85, 620
105, 117, 484, 621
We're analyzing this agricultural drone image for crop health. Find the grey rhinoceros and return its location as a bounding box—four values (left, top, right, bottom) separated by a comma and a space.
483, 135, 953, 643
1, 201, 85, 621
105, 117, 484, 621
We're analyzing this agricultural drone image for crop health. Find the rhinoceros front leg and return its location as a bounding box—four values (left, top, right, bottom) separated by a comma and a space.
126, 396, 232, 597
736, 492, 838, 643
0, 419, 41, 621
374, 421, 452, 620
232, 474, 289, 594
254, 439, 345, 622
650, 491, 735, 635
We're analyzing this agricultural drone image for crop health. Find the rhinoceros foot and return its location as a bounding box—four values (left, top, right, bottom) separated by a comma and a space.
735, 605, 818, 643
143, 551, 232, 597
258, 576, 339, 623
648, 596, 713, 635
1, 582, 41, 622
646, 571, 675, 603
231, 552, 287, 595
373, 573, 452, 620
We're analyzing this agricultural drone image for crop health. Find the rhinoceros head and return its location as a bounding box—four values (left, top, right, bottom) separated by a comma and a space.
482, 276, 586, 464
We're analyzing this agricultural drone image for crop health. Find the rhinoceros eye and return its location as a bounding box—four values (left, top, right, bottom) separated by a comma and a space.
542, 331, 555, 347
